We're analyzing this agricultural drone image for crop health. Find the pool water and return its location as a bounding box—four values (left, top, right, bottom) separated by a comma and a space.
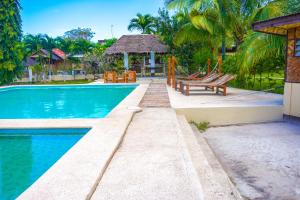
0, 85, 136, 119
0, 128, 89, 200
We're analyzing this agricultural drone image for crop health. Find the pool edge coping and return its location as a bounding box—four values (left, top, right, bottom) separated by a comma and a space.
0, 84, 139, 127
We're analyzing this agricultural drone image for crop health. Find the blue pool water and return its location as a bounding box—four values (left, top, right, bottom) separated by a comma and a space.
0, 85, 137, 119
0, 128, 90, 200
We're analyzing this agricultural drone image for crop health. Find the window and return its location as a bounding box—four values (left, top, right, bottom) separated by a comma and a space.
296, 39, 300, 57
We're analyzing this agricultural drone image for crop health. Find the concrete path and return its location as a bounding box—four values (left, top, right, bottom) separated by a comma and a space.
91, 108, 202, 200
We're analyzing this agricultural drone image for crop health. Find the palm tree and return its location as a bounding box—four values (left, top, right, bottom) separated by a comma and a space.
23, 34, 45, 56
166, 0, 287, 70
128, 13, 156, 34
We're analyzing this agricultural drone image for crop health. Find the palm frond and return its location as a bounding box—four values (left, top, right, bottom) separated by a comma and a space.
237, 31, 284, 75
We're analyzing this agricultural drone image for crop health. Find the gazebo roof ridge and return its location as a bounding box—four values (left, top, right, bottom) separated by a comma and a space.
105, 34, 169, 55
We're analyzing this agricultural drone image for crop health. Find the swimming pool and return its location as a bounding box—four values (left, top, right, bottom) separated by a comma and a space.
0, 85, 137, 119
0, 128, 90, 200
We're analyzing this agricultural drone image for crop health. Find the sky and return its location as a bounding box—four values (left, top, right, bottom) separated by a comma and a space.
21, 0, 165, 41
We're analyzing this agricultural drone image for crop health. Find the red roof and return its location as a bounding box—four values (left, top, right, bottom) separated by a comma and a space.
52, 48, 66, 59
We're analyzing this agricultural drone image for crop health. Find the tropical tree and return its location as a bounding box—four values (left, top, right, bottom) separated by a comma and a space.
167, 0, 231, 60
0, 0, 24, 85
53, 36, 73, 53
83, 39, 117, 76
167, 0, 287, 53
64, 28, 95, 41
288, 0, 300, 13
166, 0, 290, 73
23, 34, 45, 56
128, 13, 156, 34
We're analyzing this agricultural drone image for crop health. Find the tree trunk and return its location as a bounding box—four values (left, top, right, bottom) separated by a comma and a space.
222, 34, 226, 61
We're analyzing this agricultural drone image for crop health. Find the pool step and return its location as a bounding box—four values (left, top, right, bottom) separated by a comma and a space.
176, 114, 243, 200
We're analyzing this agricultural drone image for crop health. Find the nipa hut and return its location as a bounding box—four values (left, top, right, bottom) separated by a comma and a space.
105, 34, 169, 76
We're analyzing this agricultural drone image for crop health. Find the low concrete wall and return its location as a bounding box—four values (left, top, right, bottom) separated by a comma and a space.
16, 74, 95, 82
175, 105, 283, 126
284, 82, 300, 117
51, 74, 95, 81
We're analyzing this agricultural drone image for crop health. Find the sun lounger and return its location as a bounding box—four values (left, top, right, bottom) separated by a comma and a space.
177, 73, 221, 92
181, 74, 236, 96
176, 71, 202, 80
174, 72, 203, 90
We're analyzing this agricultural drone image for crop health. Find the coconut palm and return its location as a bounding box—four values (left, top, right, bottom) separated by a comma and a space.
166, 0, 288, 73
128, 13, 156, 34
167, 0, 232, 60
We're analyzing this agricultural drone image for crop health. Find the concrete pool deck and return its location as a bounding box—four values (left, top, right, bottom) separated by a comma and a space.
167, 86, 284, 125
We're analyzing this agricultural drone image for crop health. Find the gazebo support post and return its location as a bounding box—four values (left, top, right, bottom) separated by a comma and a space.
124, 52, 129, 70
143, 56, 146, 77
29, 67, 33, 82
150, 51, 155, 76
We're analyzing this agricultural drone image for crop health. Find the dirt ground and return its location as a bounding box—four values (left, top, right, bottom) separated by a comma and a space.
204, 121, 300, 200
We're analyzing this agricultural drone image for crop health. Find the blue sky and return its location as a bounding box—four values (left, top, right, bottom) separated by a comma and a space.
21, 0, 165, 41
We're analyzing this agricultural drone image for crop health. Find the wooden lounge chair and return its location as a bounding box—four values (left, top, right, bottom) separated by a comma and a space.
125, 71, 137, 83
177, 73, 221, 92
177, 71, 202, 80
104, 71, 117, 83
182, 74, 236, 96
174, 71, 203, 90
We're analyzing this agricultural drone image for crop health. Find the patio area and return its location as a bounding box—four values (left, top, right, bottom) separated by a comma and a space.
167, 86, 284, 126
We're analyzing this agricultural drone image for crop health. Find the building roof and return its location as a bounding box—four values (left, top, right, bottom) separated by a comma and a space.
30, 48, 65, 61
105, 34, 169, 55
252, 12, 300, 35
24, 57, 38, 67
52, 48, 66, 59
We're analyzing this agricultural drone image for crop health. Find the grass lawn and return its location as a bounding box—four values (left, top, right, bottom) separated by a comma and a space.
11, 79, 95, 85
230, 71, 285, 94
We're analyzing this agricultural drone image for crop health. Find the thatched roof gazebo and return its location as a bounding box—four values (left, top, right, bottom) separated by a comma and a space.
105, 34, 168, 55
105, 34, 169, 75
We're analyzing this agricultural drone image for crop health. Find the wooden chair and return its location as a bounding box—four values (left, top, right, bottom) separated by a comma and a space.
104, 71, 117, 83
182, 74, 236, 96
125, 71, 137, 83
117, 72, 126, 83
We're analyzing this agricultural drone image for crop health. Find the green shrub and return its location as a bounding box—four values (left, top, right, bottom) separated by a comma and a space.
191, 121, 210, 133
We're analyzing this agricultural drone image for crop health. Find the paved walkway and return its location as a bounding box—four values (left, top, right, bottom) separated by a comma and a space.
139, 82, 170, 108
91, 108, 202, 200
